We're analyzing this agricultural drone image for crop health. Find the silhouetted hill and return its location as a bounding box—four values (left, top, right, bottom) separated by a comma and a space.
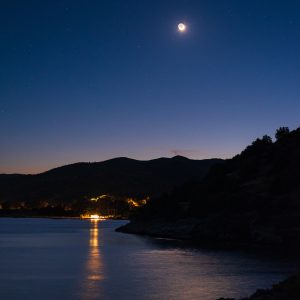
241, 272, 300, 300
0, 156, 222, 213
118, 127, 300, 249
217, 272, 300, 300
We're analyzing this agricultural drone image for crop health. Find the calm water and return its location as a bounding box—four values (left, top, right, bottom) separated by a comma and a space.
0, 218, 297, 300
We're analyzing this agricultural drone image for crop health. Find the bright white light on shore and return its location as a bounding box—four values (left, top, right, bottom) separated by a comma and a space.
81, 214, 108, 220
90, 214, 100, 220
178, 23, 186, 32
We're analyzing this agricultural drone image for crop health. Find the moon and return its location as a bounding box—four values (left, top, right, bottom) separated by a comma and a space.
178, 23, 187, 32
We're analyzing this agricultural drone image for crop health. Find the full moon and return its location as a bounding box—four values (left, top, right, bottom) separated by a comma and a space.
178, 23, 186, 32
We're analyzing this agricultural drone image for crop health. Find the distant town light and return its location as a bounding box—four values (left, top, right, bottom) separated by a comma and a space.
81, 214, 105, 220
90, 214, 100, 220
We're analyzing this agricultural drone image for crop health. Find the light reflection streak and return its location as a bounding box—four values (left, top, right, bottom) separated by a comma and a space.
81, 220, 104, 299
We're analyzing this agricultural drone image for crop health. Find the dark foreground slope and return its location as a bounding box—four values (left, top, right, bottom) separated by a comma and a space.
241, 273, 300, 300
0, 156, 221, 213
118, 128, 300, 249
217, 273, 300, 300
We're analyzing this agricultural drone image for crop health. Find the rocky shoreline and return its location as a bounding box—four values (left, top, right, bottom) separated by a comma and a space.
116, 216, 298, 249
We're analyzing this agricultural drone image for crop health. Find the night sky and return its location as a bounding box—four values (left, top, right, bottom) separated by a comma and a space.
1, 1, 300, 174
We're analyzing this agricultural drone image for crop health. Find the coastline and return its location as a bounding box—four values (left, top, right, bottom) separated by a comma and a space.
117, 219, 300, 300
0, 210, 128, 220
116, 217, 300, 250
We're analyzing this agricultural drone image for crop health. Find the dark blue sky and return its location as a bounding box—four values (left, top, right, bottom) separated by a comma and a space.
1, 0, 300, 173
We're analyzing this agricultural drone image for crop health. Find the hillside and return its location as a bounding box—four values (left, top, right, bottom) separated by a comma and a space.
118, 127, 300, 248
241, 272, 300, 300
217, 273, 300, 300
0, 156, 221, 216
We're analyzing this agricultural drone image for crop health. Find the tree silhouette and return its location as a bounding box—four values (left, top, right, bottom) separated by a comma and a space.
262, 135, 273, 144
275, 127, 290, 140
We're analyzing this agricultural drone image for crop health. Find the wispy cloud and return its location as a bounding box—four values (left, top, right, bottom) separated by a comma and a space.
170, 149, 234, 159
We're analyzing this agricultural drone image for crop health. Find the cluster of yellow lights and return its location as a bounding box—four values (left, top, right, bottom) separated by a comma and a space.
127, 197, 149, 208
90, 195, 109, 202
90, 214, 101, 220
127, 198, 140, 207
81, 214, 106, 220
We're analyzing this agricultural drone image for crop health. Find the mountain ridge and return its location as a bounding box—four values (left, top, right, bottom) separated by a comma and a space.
0, 156, 220, 176
0, 156, 223, 213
